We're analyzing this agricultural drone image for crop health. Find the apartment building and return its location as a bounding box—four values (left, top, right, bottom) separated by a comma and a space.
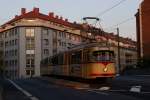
135, 0, 150, 59
0, 8, 91, 79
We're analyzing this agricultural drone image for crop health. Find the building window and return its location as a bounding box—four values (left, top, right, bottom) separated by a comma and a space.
71, 35, 75, 41
5, 41, 9, 47
26, 50, 35, 69
43, 28, 49, 35
9, 41, 12, 46
14, 39, 18, 45
0, 42, 3, 47
63, 32, 66, 38
5, 61, 8, 67
26, 70, 30, 75
26, 59, 34, 68
26, 29, 35, 37
15, 28, 18, 35
26, 50, 35, 54
43, 39, 49, 45
14, 49, 17, 56
12, 40, 15, 46
26, 38, 35, 49
31, 70, 35, 75
59, 32, 61, 37
44, 49, 49, 55
14, 60, 17, 66
11, 29, 15, 37
5, 32, 8, 38
12, 50, 14, 56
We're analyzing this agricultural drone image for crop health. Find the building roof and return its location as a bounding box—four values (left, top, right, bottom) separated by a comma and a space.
0, 7, 136, 46
1, 7, 75, 28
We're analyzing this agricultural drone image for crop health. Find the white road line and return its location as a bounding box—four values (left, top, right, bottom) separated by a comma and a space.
99, 87, 110, 91
7, 79, 39, 100
130, 86, 141, 93
87, 90, 109, 95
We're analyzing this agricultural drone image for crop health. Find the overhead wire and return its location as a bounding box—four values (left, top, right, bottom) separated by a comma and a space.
96, 0, 127, 17
85, 0, 127, 27
91, 0, 128, 31
104, 17, 134, 31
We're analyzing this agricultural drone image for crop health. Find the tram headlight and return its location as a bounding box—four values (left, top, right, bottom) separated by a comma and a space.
103, 67, 108, 72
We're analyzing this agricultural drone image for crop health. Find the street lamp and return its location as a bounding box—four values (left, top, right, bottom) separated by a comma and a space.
117, 27, 121, 74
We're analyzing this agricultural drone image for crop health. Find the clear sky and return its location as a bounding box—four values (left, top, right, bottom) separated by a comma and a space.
0, 0, 143, 40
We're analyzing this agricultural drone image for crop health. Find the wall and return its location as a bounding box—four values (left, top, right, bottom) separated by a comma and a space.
140, 0, 150, 58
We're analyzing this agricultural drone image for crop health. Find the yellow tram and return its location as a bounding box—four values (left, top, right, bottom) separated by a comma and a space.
41, 42, 116, 80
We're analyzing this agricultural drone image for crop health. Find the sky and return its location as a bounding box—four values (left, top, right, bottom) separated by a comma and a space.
0, 0, 143, 41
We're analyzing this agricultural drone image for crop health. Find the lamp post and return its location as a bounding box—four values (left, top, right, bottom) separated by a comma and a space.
117, 27, 121, 74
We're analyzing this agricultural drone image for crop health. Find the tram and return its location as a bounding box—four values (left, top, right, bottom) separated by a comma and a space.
41, 42, 116, 80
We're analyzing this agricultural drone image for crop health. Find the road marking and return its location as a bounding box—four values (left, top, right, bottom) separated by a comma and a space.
130, 86, 141, 93
7, 79, 39, 100
99, 86, 110, 91
30, 97, 39, 100
87, 90, 109, 95
116, 74, 120, 76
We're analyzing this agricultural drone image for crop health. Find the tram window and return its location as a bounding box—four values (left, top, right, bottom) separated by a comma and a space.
109, 51, 115, 61
92, 51, 114, 62
83, 51, 90, 62
48, 57, 52, 65
43, 58, 48, 65
58, 54, 64, 65
52, 56, 58, 65
71, 51, 82, 64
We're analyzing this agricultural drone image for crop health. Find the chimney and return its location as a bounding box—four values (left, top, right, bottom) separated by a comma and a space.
15, 15, 18, 18
49, 12, 54, 17
73, 21, 77, 24
21, 8, 26, 15
55, 15, 59, 19
33, 7, 39, 14
60, 16, 63, 20
65, 18, 68, 22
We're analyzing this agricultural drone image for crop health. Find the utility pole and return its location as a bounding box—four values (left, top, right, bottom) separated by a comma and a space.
117, 27, 121, 74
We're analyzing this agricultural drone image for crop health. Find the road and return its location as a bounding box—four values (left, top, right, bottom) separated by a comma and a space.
2, 75, 150, 100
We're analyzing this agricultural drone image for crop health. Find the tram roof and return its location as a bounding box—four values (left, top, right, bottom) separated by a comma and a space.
68, 42, 111, 51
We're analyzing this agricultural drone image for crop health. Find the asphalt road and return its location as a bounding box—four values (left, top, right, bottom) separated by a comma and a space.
2, 75, 150, 100
1, 79, 30, 100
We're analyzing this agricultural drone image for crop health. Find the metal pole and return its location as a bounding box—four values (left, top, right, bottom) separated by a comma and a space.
117, 27, 121, 74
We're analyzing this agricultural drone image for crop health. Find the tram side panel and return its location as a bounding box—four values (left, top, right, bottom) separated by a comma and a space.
62, 53, 70, 76
68, 50, 83, 78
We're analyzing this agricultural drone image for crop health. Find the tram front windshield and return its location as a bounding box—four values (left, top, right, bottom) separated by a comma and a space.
92, 50, 114, 62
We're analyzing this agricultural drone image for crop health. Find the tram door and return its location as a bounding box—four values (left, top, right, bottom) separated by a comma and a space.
82, 50, 90, 78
